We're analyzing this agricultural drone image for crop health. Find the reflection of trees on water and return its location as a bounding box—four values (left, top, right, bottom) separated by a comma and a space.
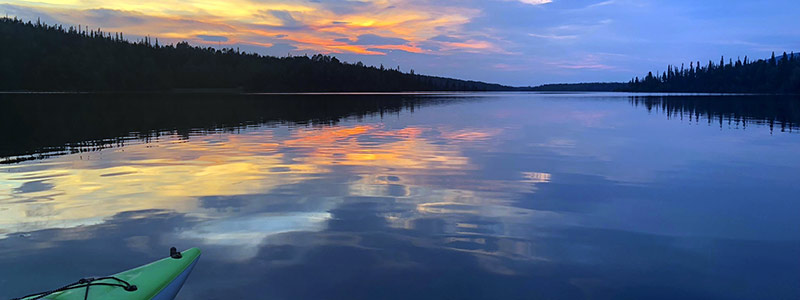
630, 95, 800, 133
0, 93, 474, 163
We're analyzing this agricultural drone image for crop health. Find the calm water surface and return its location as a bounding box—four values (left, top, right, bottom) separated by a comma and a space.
1, 93, 799, 299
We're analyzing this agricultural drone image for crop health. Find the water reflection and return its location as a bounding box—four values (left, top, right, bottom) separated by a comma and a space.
1, 93, 799, 299
0, 123, 497, 237
0, 93, 472, 163
630, 95, 800, 132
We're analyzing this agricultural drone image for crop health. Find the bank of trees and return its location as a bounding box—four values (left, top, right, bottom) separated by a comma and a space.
626, 52, 800, 93
0, 17, 509, 92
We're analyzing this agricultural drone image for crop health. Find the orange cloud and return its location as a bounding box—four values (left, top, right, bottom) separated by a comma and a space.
5, 0, 494, 56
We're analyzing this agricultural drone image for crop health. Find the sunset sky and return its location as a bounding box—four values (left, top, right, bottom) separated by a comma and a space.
2, 0, 798, 86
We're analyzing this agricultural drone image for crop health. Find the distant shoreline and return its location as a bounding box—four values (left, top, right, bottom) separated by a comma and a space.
0, 90, 793, 96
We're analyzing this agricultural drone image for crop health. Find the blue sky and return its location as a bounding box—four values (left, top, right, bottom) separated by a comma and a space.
2, 0, 799, 85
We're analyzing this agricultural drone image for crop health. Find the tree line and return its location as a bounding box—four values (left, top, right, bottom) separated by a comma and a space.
525, 82, 627, 92
625, 52, 800, 93
0, 17, 510, 92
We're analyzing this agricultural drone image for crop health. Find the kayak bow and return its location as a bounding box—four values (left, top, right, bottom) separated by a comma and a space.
15, 247, 200, 300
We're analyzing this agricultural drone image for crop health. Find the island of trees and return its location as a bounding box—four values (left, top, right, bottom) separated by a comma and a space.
0, 17, 510, 92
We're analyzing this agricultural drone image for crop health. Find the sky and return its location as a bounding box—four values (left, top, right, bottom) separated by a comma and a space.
2, 0, 799, 86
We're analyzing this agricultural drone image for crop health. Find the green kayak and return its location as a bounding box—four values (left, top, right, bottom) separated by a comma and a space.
14, 247, 200, 300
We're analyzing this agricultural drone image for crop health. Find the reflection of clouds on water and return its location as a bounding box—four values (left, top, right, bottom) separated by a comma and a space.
0, 131, 323, 236
0, 122, 532, 247
439, 128, 503, 142
522, 171, 551, 184
536, 138, 576, 149
290, 125, 473, 172
0, 119, 560, 275
178, 212, 332, 261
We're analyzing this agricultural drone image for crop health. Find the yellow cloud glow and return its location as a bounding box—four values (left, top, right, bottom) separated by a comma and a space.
5, 0, 490, 55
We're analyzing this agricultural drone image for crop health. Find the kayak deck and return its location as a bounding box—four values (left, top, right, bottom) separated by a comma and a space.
18, 247, 200, 300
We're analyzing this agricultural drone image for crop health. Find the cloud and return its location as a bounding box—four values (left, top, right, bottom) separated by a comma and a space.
1, 1, 487, 57
348, 34, 409, 46
0, 3, 59, 24
429, 35, 465, 43
83, 8, 145, 26
528, 33, 577, 40
512, 0, 553, 5
196, 34, 228, 42
547, 54, 619, 70
585, 0, 616, 9
555, 63, 615, 70
492, 63, 532, 71
266, 10, 302, 28
262, 43, 298, 56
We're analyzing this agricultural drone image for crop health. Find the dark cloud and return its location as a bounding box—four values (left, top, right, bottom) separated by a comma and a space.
348, 34, 408, 46
83, 8, 145, 26
429, 34, 464, 43
365, 48, 393, 54
196, 34, 228, 42
418, 41, 441, 51
262, 43, 298, 56
250, 10, 306, 31
268, 10, 301, 28
307, 0, 372, 14
0, 3, 58, 24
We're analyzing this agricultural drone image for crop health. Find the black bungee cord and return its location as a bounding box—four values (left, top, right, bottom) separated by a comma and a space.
12, 247, 184, 300
10, 276, 137, 300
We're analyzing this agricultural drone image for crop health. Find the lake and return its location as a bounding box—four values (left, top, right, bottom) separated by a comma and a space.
1, 92, 799, 299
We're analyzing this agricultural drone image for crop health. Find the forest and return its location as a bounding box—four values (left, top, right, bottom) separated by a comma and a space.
624, 52, 800, 93
0, 17, 510, 92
